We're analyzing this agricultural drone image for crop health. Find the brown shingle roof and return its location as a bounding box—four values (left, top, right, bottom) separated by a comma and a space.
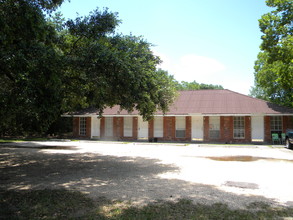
71, 90, 293, 116
162, 90, 293, 115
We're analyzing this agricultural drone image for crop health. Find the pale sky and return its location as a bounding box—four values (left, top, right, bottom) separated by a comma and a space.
59, 0, 272, 95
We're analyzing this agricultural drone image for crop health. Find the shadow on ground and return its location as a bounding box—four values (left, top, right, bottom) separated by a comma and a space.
0, 145, 292, 211
1, 189, 293, 219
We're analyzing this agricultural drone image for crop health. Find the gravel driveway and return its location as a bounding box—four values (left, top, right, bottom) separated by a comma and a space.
1, 141, 293, 209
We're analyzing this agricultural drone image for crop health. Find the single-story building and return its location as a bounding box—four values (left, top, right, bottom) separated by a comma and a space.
66, 90, 293, 144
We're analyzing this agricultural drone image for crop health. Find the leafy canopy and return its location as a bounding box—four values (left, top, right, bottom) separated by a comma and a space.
250, 0, 293, 107
0, 0, 177, 135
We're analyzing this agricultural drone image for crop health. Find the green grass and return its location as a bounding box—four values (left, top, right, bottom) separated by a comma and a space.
0, 139, 24, 143
0, 138, 49, 143
1, 189, 293, 220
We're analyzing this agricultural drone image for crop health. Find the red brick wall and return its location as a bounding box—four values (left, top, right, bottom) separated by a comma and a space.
72, 117, 91, 139
100, 117, 105, 138
133, 117, 138, 140
203, 116, 251, 143
220, 116, 251, 143
111, 117, 138, 141
220, 116, 232, 142
113, 117, 123, 140
72, 115, 292, 143
163, 116, 175, 141
119, 117, 138, 141
244, 116, 251, 142
148, 119, 154, 140
73, 117, 79, 137
283, 116, 293, 132
160, 116, 191, 142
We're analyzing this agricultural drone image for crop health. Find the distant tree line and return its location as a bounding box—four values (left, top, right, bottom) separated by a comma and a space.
175, 80, 223, 91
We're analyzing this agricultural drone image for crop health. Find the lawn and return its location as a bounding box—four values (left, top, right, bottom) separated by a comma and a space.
1, 189, 293, 219
0, 138, 49, 143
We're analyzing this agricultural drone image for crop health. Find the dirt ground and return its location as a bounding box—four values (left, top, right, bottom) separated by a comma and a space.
1, 141, 293, 209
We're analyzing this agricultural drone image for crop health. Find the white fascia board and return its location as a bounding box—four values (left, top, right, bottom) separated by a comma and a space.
62, 113, 293, 117
102, 115, 138, 117
265, 114, 293, 116
61, 115, 74, 117
61, 114, 98, 117
200, 114, 252, 116
200, 113, 293, 116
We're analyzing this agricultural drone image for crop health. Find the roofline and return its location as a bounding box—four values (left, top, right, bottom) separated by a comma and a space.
62, 113, 293, 117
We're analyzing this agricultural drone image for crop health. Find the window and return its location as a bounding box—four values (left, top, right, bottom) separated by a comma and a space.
209, 116, 220, 139
105, 117, 113, 137
270, 116, 282, 132
154, 117, 163, 137
124, 117, 133, 137
234, 116, 245, 139
176, 117, 186, 138
79, 117, 87, 136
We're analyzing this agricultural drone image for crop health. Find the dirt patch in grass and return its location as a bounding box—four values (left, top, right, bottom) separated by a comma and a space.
1, 189, 293, 220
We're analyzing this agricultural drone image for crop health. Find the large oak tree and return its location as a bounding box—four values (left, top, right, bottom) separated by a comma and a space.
0, 0, 177, 135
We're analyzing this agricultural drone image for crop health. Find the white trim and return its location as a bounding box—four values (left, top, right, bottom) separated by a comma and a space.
62, 113, 293, 117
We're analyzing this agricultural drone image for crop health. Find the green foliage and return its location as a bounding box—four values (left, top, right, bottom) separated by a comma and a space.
0, 0, 177, 135
61, 11, 177, 121
0, 0, 64, 135
251, 0, 293, 107
176, 80, 224, 90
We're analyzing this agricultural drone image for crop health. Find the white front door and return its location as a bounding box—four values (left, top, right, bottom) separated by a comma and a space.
138, 117, 148, 139
91, 117, 100, 139
192, 116, 203, 141
251, 116, 264, 142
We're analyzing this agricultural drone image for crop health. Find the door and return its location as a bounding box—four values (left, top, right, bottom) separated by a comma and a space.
192, 116, 203, 141
251, 116, 264, 142
91, 117, 100, 139
138, 116, 148, 139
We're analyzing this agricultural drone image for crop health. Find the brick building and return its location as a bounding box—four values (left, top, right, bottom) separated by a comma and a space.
67, 90, 293, 144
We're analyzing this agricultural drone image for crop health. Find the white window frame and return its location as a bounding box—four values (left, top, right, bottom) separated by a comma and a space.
79, 117, 87, 136
233, 116, 245, 139
176, 117, 186, 138
209, 116, 220, 139
124, 117, 133, 137
270, 116, 282, 132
